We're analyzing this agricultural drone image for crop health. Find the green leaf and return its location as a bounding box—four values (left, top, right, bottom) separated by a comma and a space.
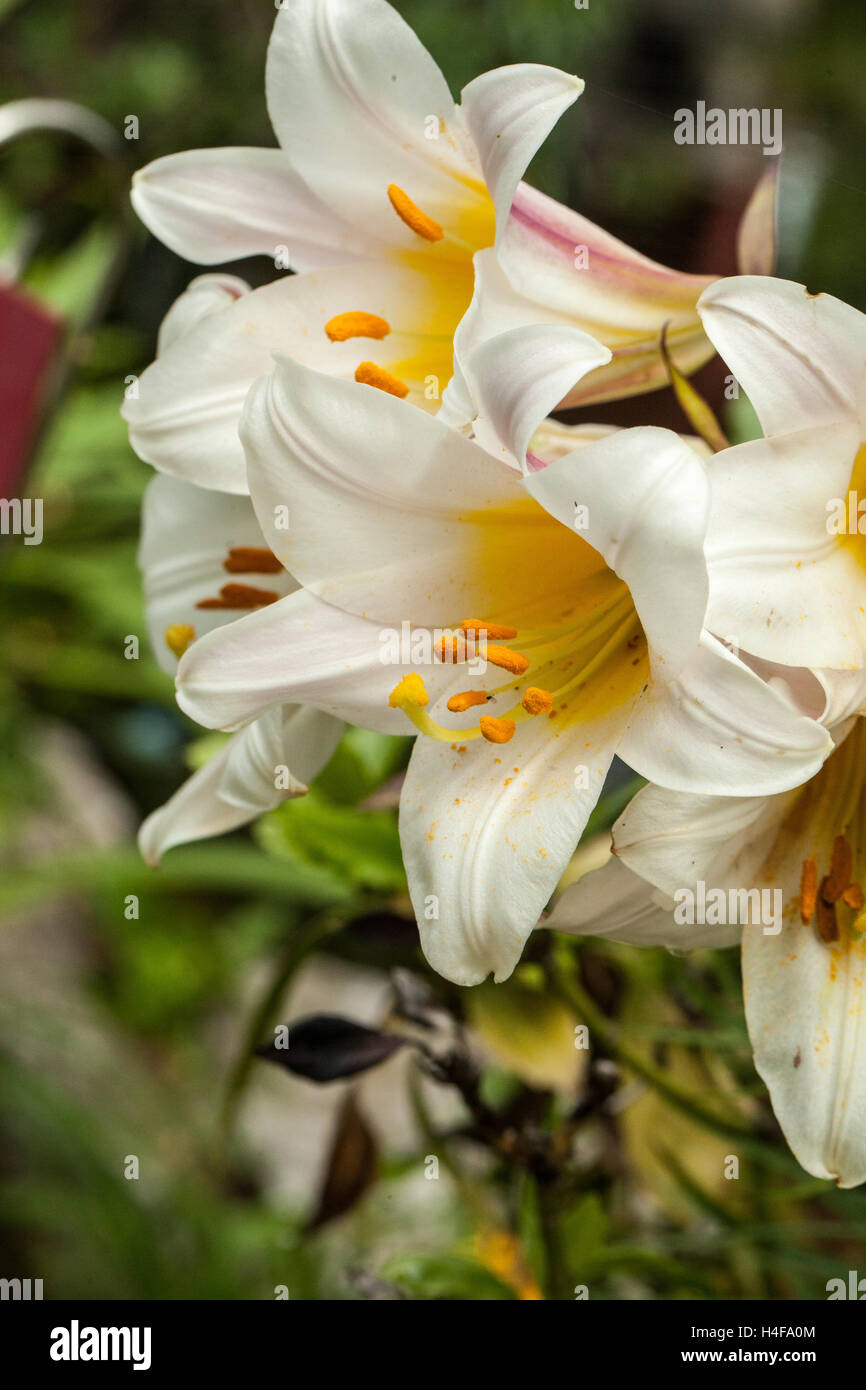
312, 726, 409, 805
258, 792, 406, 894
383, 1254, 517, 1301
560, 1193, 610, 1285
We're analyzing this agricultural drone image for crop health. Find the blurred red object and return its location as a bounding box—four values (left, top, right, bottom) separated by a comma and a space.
0, 279, 63, 496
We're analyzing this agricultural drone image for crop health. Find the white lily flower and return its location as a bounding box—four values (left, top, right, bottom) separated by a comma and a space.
170, 338, 830, 986
551, 661, 866, 1186
696, 274, 866, 671
124, 0, 720, 494
136, 277, 343, 864
138, 472, 344, 864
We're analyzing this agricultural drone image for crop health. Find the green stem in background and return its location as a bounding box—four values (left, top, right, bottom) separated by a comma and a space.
217, 910, 344, 1153
546, 938, 806, 1179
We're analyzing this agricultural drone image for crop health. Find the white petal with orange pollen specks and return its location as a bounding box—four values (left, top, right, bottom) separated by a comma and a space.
175, 586, 454, 736
556, 720, 866, 1185
138, 474, 297, 676
124, 261, 455, 494
138, 704, 343, 866
617, 632, 832, 797
400, 690, 636, 986
738, 721, 866, 1187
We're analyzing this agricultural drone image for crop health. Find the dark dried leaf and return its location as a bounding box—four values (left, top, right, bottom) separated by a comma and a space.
306, 1094, 378, 1232
256, 1012, 406, 1083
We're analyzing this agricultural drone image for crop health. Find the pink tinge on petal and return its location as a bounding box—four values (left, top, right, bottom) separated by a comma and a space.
525, 449, 547, 472
508, 182, 714, 298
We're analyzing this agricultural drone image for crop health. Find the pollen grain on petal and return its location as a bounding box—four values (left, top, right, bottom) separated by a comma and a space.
325, 311, 391, 342
223, 546, 283, 574
447, 689, 489, 713
164, 623, 195, 658
389, 673, 429, 708
521, 686, 554, 716
843, 882, 865, 910
196, 583, 280, 610
480, 715, 516, 745
354, 361, 410, 398
387, 183, 445, 242
486, 644, 530, 676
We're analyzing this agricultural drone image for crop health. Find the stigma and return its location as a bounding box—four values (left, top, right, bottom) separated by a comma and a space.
164, 623, 195, 658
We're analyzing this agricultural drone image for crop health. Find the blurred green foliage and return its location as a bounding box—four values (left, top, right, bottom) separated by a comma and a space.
1, 0, 865, 1301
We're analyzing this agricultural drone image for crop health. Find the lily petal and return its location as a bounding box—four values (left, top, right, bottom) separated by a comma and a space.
156, 273, 250, 355
524, 426, 710, 674
619, 632, 833, 796
401, 691, 635, 985
460, 65, 583, 241
494, 181, 716, 404
704, 419, 866, 669
131, 147, 371, 269
611, 780, 783, 900
124, 261, 461, 493
241, 354, 589, 626
139, 704, 342, 865
175, 587, 451, 734
138, 474, 296, 674
736, 160, 780, 277
739, 721, 866, 1187
547, 853, 740, 950
698, 275, 866, 437
453, 320, 611, 469
266, 0, 486, 250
